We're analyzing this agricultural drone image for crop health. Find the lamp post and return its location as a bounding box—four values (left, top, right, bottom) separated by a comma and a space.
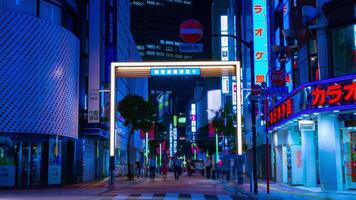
98, 89, 115, 187
211, 34, 258, 194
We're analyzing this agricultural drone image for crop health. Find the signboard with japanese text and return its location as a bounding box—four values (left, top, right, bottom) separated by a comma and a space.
179, 43, 203, 53
252, 0, 269, 85
268, 75, 356, 129
222, 76, 230, 94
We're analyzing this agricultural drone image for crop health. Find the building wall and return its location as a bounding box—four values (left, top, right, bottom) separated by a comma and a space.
0, 9, 79, 138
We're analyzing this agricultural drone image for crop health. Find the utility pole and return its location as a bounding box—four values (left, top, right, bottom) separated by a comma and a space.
211, 34, 258, 194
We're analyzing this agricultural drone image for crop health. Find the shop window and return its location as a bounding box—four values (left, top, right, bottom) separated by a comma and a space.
331, 24, 356, 77
0, 0, 37, 16
40, 0, 62, 25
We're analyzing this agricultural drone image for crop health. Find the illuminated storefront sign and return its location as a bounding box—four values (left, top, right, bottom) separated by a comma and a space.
252, 0, 269, 85
268, 98, 294, 126
150, 68, 200, 76
220, 15, 228, 61
191, 104, 196, 143
222, 76, 229, 94
312, 82, 356, 106
268, 75, 356, 129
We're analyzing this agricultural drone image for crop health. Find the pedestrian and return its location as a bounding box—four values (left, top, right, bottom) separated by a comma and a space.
149, 155, 156, 181
162, 153, 169, 181
173, 155, 182, 180
205, 156, 212, 179
135, 160, 141, 179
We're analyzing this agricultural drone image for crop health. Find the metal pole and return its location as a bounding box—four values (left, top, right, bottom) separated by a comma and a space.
110, 64, 116, 187
159, 143, 162, 166
211, 33, 257, 193
264, 88, 270, 194
250, 44, 258, 194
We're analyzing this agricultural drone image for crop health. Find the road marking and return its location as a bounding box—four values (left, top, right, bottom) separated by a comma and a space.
164, 193, 179, 200
217, 194, 233, 200
138, 193, 154, 199
257, 183, 327, 200
191, 194, 205, 200
113, 194, 129, 200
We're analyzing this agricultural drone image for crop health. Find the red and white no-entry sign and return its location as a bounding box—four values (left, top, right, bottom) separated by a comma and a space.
179, 19, 203, 43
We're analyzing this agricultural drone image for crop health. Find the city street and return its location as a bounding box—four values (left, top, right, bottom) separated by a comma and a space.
0, 173, 249, 200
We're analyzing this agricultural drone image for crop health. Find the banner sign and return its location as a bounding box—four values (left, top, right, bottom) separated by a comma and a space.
252, 0, 269, 85
268, 75, 356, 129
105, 0, 117, 83
179, 43, 203, 53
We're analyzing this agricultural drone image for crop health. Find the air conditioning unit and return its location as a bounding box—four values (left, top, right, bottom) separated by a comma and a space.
298, 120, 315, 131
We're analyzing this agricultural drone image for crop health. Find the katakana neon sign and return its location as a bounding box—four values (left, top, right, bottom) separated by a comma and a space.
267, 75, 356, 130
252, 0, 269, 85
312, 82, 356, 107
268, 98, 294, 126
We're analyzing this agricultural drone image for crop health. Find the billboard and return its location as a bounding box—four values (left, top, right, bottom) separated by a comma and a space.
252, 0, 269, 85
207, 90, 222, 120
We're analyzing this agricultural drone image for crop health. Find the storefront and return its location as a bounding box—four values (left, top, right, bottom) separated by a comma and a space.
0, 134, 76, 188
81, 129, 110, 182
268, 75, 356, 191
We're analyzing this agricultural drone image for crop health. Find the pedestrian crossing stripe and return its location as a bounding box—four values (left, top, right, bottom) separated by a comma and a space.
106, 193, 235, 200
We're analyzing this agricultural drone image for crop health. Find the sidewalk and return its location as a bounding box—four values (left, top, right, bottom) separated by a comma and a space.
0, 176, 147, 197
221, 176, 356, 200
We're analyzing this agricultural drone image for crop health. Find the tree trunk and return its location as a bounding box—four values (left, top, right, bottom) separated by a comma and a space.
127, 128, 134, 180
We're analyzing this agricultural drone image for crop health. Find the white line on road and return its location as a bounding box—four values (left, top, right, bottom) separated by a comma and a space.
113, 194, 129, 200
191, 194, 205, 200
217, 194, 233, 200
164, 193, 179, 200
138, 193, 154, 199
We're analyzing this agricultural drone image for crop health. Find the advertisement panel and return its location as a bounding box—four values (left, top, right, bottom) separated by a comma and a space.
252, 0, 269, 85
268, 75, 356, 129
207, 90, 222, 120
88, 0, 101, 123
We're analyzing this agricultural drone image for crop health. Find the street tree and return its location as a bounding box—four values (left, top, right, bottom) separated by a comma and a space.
117, 94, 156, 180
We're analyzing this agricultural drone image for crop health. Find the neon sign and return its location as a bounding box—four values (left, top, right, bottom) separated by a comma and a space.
312, 82, 356, 106
268, 98, 294, 126
268, 75, 356, 130
150, 68, 200, 76
252, 0, 269, 85
191, 104, 196, 143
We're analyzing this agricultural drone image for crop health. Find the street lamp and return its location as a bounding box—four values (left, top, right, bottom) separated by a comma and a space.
98, 89, 115, 187
211, 33, 258, 194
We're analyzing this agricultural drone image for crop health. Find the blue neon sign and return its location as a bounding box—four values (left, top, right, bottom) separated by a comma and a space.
150, 68, 200, 76
252, 0, 269, 85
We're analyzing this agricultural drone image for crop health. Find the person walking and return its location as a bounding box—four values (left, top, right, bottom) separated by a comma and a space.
173, 155, 182, 180
161, 153, 169, 181
135, 160, 142, 179
149, 155, 156, 181
205, 156, 212, 179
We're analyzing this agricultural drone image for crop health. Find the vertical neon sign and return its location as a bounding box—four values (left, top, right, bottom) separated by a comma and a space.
191, 104, 196, 143
252, 0, 269, 84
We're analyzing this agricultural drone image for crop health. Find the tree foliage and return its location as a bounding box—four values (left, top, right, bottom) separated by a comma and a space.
117, 94, 156, 132
117, 94, 156, 179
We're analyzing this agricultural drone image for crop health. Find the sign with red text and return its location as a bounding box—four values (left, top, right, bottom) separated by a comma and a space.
252, 0, 269, 85
268, 76, 356, 130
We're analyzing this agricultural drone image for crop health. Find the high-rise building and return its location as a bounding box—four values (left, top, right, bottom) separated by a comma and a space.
130, 0, 212, 61
265, 0, 356, 192
0, 0, 147, 187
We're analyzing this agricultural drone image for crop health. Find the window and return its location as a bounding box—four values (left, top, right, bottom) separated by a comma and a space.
40, 0, 62, 25
331, 24, 356, 77
0, 0, 37, 16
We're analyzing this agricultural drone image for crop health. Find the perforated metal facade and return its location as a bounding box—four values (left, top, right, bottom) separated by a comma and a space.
0, 10, 79, 138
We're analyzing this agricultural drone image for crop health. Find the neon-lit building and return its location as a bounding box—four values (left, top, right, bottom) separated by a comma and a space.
267, 0, 356, 191
0, 0, 147, 187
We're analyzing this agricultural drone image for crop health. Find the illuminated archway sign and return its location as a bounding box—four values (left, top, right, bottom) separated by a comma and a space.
110, 61, 242, 161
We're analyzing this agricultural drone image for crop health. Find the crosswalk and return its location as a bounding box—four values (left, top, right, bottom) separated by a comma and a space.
110, 193, 235, 200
